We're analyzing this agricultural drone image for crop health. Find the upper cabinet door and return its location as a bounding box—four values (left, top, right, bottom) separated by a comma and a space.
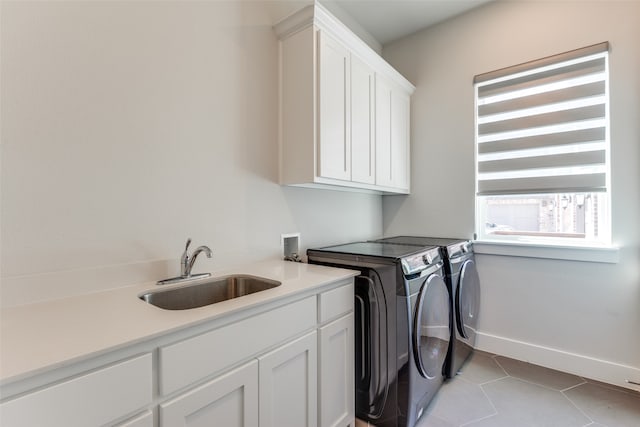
317, 30, 351, 181
375, 75, 393, 188
391, 88, 410, 190
376, 75, 410, 191
350, 54, 375, 185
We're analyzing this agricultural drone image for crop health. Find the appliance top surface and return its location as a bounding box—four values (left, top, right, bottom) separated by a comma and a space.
373, 236, 470, 248
309, 241, 438, 260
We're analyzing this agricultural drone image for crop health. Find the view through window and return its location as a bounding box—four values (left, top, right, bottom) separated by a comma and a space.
482, 192, 608, 240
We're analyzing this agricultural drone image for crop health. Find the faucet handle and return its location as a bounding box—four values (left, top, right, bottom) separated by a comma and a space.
180, 238, 192, 277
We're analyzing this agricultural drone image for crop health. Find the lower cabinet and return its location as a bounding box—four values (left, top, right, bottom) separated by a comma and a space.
160, 331, 319, 427
0, 280, 355, 427
114, 410, 154, 427
160, 361, 259, 427
259, 331, 318, 427
0, 353, 153, 427
160, 332, 318, 427
319, 313, 355, 427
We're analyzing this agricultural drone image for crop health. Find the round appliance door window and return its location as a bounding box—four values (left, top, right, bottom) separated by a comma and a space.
413, 274, 451, 379
456, 259, 481, 341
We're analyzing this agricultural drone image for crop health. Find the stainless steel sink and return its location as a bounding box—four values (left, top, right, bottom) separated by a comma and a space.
139, 275, 282, 310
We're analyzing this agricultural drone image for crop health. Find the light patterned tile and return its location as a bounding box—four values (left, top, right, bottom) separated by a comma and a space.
494, 356, 584, 391
482, 377, 590, 427
415, 412, 456, 427
464, 413, 535, 427
584, 377, 640, 397
465, 413, 603, 427
564, 382, 640, 427
425, 377, 495, 425
457, 351, 507, 385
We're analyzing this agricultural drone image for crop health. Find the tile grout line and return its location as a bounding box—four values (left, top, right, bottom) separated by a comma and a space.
485, 359, 596, 425
459, 412, 498, 427
506, 375, 585, 394
583, 378, 640, 397
491, 356, 510, 378
476, 374, 509, 387
457, 354, 508, 425
493, 356, 587, 394
561, 389, 596, 426
562, 380, 588, 393
460, 379, 500, 426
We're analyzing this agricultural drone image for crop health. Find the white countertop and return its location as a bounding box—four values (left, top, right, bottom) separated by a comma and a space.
0, 260, 358, 386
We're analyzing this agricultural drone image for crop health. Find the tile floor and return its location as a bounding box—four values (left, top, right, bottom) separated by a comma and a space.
357, 351, 640, 427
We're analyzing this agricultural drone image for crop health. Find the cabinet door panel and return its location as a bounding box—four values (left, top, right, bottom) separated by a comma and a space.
160, 296, 316, 395
351, 55, 375, 184
160, 360, 258, 427
319, 314, 355, 427
391, 90, 410, 190
376, 75, 410, 191
259, 331, 318, 427
375, 75, 393, 187
318, 30, 351, 181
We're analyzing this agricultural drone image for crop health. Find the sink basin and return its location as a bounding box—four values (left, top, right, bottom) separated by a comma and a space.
139, 275, 282, 310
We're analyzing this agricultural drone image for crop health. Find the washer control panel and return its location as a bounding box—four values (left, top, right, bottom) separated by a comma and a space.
401, 247, 442, 276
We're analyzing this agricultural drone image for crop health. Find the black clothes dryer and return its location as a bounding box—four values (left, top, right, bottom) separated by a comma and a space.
373, 237, 481, 378
308, 242, 450, 427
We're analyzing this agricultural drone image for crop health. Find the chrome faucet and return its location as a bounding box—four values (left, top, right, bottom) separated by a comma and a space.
157, 238, 212, 285
181, 238, 213, 277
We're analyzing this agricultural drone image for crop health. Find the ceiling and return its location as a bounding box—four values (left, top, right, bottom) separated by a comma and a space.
322, 0, 493, 45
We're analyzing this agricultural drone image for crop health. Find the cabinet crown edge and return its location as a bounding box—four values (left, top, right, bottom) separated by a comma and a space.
274, 2, 415, 95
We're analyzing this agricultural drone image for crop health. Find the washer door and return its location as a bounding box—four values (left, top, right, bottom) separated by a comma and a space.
456, 259, 481, 341
413, 274, 451, 379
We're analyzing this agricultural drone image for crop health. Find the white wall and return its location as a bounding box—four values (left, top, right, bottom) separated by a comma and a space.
382, 1, 640, 390
0, 1, 382, 306
319, 0, 383, 54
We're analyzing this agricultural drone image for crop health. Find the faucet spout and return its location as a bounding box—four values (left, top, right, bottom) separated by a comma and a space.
185, 245, 213, 277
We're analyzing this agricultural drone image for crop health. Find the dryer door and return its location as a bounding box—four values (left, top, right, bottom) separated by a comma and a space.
456, 259, 481, 342
413, 274, 451, 379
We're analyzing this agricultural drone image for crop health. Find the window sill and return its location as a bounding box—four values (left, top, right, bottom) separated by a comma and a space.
473, 240, 619, 263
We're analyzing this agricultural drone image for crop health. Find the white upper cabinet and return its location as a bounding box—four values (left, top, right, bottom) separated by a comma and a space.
275, 3, 415, 194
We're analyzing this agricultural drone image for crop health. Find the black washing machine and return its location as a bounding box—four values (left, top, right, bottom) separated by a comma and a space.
308, 242, 450, 426
373, 237, 481, 378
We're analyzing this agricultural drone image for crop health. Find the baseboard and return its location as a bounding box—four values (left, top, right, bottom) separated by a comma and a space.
475, 331, 640, 393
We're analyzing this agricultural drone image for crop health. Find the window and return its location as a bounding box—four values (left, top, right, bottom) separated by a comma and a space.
474, 43, 611, 247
